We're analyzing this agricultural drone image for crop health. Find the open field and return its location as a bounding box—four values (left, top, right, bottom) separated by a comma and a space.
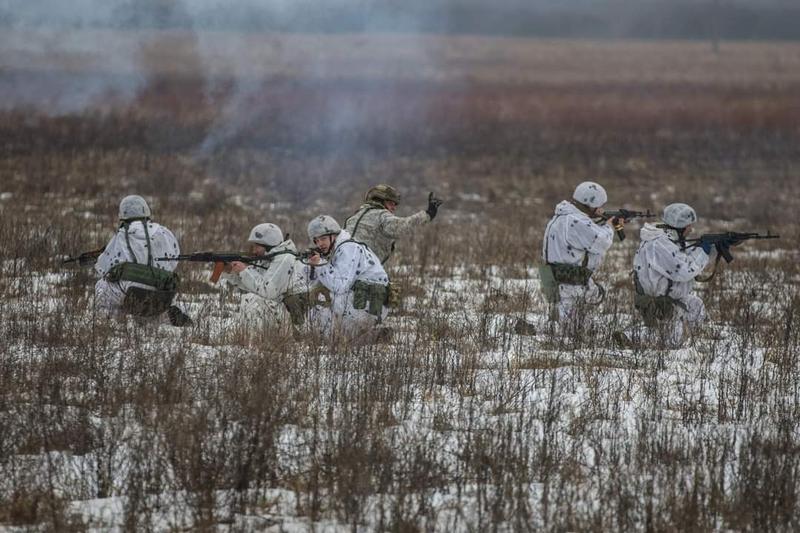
1, 32, 799, 530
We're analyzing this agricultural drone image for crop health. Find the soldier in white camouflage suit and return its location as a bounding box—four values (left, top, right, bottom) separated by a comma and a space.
94, 195, 191, 326
343, 185, 443, 265
615, 203, 713, 348
306, 215, 390, 342
220, 223, 309, 333
541, 182, 624, 326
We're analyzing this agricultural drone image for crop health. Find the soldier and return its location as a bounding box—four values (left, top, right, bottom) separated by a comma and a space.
621, 203, 712, 347
540, 182, 623, 325
94, 195, 191, 326
306, 215, 390, 341
343, 185, 442, 265
220, 223, 309, 332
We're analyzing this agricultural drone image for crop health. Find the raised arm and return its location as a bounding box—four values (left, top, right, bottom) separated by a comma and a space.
379, 210, 430, 239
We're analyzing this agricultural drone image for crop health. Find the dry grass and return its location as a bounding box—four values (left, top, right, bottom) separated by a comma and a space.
1, 34, 799, 530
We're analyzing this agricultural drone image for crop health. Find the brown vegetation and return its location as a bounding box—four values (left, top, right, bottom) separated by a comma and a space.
1, 33, 798, 529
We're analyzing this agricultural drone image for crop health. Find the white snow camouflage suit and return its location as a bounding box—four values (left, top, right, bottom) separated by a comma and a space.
94, 220, 180, 314
542, 200, 614, 323
221, 239, 309, 331
632, 223, 710, 346
343, 202, 430, 264
309, 229, 390, 339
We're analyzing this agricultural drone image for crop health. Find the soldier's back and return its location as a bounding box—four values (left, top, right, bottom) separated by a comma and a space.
344, 203, 392, 263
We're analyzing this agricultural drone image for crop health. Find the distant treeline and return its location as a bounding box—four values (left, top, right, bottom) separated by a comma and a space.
3, 0, 800, 41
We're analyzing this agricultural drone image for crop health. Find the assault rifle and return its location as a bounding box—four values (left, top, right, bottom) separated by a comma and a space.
62, 247, 104, 266
298, 247, 323, 280
685, 231, 780, 263
602, 209, 656, 241
158, 249, 318, 283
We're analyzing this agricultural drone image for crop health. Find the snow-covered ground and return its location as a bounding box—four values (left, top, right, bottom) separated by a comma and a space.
2, 246, 799, 531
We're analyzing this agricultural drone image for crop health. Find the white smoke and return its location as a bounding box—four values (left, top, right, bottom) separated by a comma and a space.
0, 0, 440, 156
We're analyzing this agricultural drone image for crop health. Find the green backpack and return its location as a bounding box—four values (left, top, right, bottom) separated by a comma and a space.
105, 219, 180, 292
106, 262, 178, 292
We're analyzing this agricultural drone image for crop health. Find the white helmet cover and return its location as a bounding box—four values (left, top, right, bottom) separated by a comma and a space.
118, 195, 151, 220
662, 203, 697, 229
572, 181, 607, 208
248, 223, 283, 247
307, 215, 341, 241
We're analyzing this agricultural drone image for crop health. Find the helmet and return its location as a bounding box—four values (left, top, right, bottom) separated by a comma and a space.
307, 215, 341, 241
662, 203, 697, 229
365, 184, 401, 204
572, 182, 607, 208
248, 223, 283, 248
119, 195, 151, 220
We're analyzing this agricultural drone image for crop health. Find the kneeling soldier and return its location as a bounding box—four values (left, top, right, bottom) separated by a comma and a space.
629, 203, 711, 347
221, 223, 309, 332
306, 215, 390, 340
95, 195, 190, 326
541, 182, 622, 325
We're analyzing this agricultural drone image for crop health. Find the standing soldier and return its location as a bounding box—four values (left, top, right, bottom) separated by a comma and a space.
621, 203, 712, 347
343, 185, 443, 265
540, 182, 623, 325
220, 223, 309, 332
94, 195, 191, 326
306, 215, 390, 341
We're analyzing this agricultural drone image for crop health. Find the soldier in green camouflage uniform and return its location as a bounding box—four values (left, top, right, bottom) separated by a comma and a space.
343, 185, 443, 265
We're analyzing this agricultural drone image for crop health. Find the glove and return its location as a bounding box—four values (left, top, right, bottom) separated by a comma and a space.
426, 192, 443, 220
700, 240, 713, 254
309, 285, 331, 308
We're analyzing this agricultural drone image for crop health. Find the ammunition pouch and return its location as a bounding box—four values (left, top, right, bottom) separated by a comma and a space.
282, 292, 310, 326
548, 263, 593, 286
352, 280, 388, 317
634, 293, 681, 327
633, 273, 688, 327
538, 264, 560, 304
106, 262, 179, 292
122, 286, 176, 317
385, 283, 402, 307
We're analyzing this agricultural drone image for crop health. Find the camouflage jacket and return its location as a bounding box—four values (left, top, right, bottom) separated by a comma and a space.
343, 202, 430, 264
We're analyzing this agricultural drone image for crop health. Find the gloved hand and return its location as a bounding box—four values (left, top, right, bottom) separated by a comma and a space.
426, 192, 443, 220
309, 285, 331, 307
700, 240, 713, 254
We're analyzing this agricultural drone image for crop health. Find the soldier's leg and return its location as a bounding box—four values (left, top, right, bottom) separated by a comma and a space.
556, 284, 581, 323
678, 294, 706, 325
94, 279, 125, 315
583, 278, 605, 306
671, 294, 707, 346
332, 292, 386, 343
239, 293, 291, 332
308, 305, 333, 335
